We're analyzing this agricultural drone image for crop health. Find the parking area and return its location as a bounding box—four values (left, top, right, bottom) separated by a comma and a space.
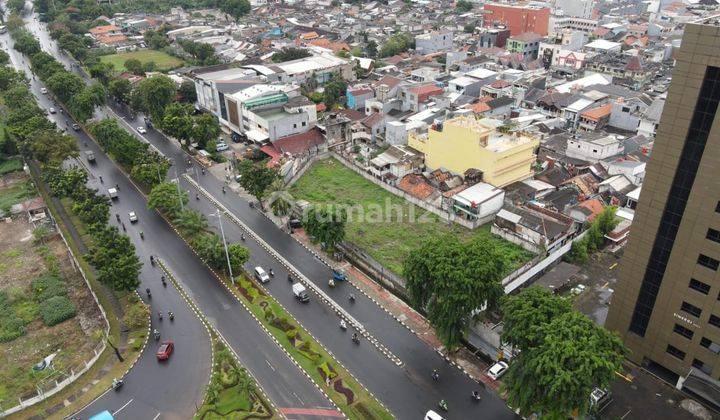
571, 250, 622, 325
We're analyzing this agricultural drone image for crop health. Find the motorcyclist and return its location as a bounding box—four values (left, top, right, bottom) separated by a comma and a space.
158, 311, 163, 321
196, 193, 200, 200
432, 369, 439, 381
153, 329, 160, 340
340, 319, 347, 330
139, 231, 144, 239
472, 390, 482, 401
112, 378, 123, 389
287, 274, 292, 282
241, 233, 245, 241
99, 175, 103, 183
348, 293, 356, 302
269, 268, 274, 277
161, 275, 167, 286
439, 399, 448, 411
222, 186, 226, 194
168, 311, 175, 321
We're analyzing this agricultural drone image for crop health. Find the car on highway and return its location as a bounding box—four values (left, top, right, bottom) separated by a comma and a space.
216, 141, 229, 152
254, 266, 270, 283
128, 211, 138, 223
487, 361, 509, 380
137, 126, 147, 134
49, 107, 56, 114
156, 340, 174, 360
424, 410, 445, 420
40, 87, 48, 94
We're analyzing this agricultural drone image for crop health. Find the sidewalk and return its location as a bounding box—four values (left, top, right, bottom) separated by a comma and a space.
291, 228, 501, 392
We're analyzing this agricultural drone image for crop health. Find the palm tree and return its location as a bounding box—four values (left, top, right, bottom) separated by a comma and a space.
174, 209, 208, 236
267, 179, 294, 217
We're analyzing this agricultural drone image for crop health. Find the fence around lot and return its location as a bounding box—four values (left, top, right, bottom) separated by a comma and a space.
0, 215, 110, 417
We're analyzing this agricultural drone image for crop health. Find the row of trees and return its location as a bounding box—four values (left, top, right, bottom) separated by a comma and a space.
90, 119, 170, 188
147, 182, 249, 275
500, 287, 626, 418
45, 168, 142, 291
10, 20, 106, 123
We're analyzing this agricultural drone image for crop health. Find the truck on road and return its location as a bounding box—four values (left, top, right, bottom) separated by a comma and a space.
292, 283, 309, 303
85, 150, 95, 162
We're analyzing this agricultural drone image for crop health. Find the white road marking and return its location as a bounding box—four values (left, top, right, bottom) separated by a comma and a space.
265, 359, 276, 371
113, 398, 134, 416
292, 392, 303, 404
152, 412, 162, 420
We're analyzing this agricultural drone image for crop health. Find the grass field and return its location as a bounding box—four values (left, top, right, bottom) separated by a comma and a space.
100, 50, 184, 72
289, 158, 533, 275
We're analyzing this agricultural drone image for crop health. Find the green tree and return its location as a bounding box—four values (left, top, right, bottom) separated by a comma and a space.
456, 0, 473, 12
379, 33, 414, 57
174, 209, 208, 236
220, 0, 251, 19
194, 233, 225, 268
133, 75, 177, 121
271, 47, 312, 63
323, 72, 347, 109
236, 159, 279, 207
161, 103, 194, 143
130, 153, 170, 187
304, 206, 346, 249
0, 66, 27, 91
87, 61, 114, 85
7, 0, 25, 13
227, 243, 250, 274
191, 113, 220, 150
72, 192, 110, 226
596, 206, 619, 235
463, 22, 477, 33
109, 77, 132, 104
46, 71, 85, 104
403, 235, 506, 351
148, 181, 188, 216
365, 40, 378, 58
502, 312, 626, 418
68, 89, 97, 122
564, 237, 589, 264
500, 286, 572, 351
87, 226, 142, 291
45, 167, 87, 198
179, 80, 197, 103
124, 58, 144, 75
30, 130, 78, 165
0, 50, 10, 66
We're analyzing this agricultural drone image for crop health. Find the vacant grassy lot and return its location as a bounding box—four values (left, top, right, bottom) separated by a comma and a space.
289, 158, 533, 275
0, 173, 34, 214
100, 50, 184, 72
0, 177, 104, 408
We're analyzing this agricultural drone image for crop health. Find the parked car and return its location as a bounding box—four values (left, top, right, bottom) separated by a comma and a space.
254, 266, 270, 283
288, 218, 302, 229
216, 142, 229, 152
49, 107, 56, 114
487, 361, 509, 380
156, 340, 174, 360
40, 87, 47, 94
137, 126, 147, 134
128, 211, 138, 223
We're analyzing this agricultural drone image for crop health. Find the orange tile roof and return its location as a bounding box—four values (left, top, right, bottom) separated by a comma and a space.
398, 174, 436, 200
578, 198, 604, 221
89, 24, 120, 35
471, 102, 491, 114
300, 31, 319, 40
580, 103, 612, 121
97, 34, 127, 45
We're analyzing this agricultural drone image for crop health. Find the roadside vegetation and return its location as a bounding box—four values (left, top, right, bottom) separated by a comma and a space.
195, 339, 275, 420
500, 287, 626, 418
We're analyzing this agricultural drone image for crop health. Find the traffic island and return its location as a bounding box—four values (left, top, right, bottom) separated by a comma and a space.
195, 339, 274, 420
235, 276, 392, 420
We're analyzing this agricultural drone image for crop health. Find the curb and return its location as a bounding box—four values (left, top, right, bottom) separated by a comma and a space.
184, 175, 403, 368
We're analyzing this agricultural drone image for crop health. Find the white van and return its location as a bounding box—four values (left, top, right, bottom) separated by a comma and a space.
424, 410, 445, 420
254, 266, 270, 283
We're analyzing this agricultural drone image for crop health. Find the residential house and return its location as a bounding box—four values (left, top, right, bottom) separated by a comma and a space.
578, 103, 612, 131
368, 144, 423, 184
450, 182, 505, 222
506, 33, 541, 60
415, 31, 454, 54
346, 86, 374, 110
492, 204, 575, 253
565, 133, 623, 162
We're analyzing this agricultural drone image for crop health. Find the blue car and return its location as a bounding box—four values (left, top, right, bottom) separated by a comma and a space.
332, 269, 347, 282
89, 410, 114, 420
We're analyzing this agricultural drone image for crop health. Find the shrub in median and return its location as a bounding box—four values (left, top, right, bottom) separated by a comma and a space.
39, 295, 77, 326
31, 273, 67, 302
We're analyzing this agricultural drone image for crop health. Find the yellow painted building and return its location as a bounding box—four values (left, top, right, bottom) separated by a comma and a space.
408, 116, 539, 187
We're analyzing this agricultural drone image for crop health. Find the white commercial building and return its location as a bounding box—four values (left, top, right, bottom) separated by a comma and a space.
450, 182, 505, 222
415, 31, 454, 54
553, 0, 595, 19
565, 134, 623, 162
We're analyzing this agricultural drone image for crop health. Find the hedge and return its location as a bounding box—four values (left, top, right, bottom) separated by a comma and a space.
39, 296, 77, 326
0, 291, 26, 342
31, 273, 67, 302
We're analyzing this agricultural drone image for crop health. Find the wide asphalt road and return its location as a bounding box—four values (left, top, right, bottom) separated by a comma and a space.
24, 11, 518, 419
14, 10, 341, 420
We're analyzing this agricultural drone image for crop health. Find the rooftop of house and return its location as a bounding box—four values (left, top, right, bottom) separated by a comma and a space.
581, 103, 613, 120
510, 32, 541, 42
452, 182, 504, 207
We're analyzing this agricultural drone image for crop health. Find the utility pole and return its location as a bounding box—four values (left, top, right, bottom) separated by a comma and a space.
214, 210, 234, 285
175, 163, 184, 212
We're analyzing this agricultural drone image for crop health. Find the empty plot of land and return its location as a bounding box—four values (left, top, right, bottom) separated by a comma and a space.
289, 158, 533, 275
100, 50, 184, 72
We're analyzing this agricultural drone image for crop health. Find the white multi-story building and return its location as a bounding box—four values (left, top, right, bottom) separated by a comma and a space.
415, 31, 453, 54
553, 0, 595, 19
565, 134, 623, 162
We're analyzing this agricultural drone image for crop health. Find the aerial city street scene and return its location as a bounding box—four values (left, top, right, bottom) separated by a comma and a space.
1, 0, 720, 418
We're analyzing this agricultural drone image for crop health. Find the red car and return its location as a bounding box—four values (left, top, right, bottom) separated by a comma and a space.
156, 340, 174, 360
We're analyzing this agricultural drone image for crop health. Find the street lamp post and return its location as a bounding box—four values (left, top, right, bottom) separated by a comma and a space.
214, 210, 234, 285
174, 163, 184, 212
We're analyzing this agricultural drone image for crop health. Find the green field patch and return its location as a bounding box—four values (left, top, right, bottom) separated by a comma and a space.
100, 50, 184, 72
